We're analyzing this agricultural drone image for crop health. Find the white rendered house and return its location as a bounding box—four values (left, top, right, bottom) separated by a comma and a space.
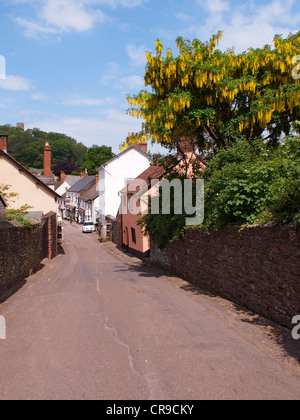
97, 143, 150, 223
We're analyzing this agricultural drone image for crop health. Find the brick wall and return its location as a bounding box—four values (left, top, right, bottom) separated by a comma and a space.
111, 211, 122, 247
0, 220, 43, 297
150, 225, 300, 329
42, 211, 58, 259
0, 213, 58, 299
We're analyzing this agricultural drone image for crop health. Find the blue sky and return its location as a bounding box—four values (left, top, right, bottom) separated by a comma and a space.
0, 0, 299, 154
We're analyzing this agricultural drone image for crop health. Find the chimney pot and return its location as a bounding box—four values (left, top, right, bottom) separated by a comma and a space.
136, 137, 148, 155
177, 136, 197, 156
60, 171, 67, 182
80, 169, 88, 177
0, 135, 8, 153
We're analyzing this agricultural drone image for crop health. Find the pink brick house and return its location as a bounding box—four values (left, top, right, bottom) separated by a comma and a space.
119, 138, 207, 257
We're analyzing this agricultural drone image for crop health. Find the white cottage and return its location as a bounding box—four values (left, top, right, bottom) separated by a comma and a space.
97, 141, 150, 226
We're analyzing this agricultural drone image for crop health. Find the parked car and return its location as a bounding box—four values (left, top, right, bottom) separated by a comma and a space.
82, 221, 95, 233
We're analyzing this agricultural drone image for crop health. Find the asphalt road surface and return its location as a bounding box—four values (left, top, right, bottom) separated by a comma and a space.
0, 222, 299, 400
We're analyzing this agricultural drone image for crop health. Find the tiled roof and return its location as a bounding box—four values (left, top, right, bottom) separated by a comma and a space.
119, 153, 207, 196
98, 145, 149, 171
0, 150, 60, 199
38, 176, 56, 186
120, 165, 165, 195
54, 175, 81, 191
80, 184, 99, 201
68, 176, 95, 193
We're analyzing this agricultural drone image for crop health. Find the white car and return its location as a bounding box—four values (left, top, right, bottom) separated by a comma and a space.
82, 221, 96, 233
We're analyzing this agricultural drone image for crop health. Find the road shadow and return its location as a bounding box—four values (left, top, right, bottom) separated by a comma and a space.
235, 306, 300, 366
113, 250, 300, 367
58, 243, 65, 255
178, 281, 300, 367
0, 262, 46, 304
104, 243, 300, 367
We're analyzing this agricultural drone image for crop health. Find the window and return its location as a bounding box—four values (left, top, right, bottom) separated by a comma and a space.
122, 194, 127, 208
131, 228, 136, 244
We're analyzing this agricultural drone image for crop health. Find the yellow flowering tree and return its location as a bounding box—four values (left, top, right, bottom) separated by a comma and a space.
124, 31, 300, 152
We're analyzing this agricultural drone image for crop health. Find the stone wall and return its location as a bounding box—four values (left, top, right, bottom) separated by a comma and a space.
0, 219, 43, 297
42, 211, 58, 259
0, 213, 58, 299
150, 225, 299, 328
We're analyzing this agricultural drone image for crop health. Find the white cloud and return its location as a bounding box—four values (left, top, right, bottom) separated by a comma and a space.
100, 61, 144, 91
40, 0, 106, 33
196, 0, 230, 13
27, 110, 143, 152
12, 0, 147, 39
119, 74, 144, 90
126, 44, 147, 67
30, 90, 117, 108
182, 0, 300, 52
0, 75, 31, 91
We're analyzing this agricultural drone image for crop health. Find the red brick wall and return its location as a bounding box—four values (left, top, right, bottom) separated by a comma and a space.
42, 212, 58, 259
0, 213, 58, 299
150, 225, 300, 328
0, 220, 44, 298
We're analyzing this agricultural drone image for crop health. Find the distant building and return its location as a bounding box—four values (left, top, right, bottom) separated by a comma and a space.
55, 175, 81, 219
67, 175, 97, 223
79, 183, 99, 224
17, 122, 24, 131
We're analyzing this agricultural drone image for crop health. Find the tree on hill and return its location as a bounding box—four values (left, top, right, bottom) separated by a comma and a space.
0, 125, 114, 174
124, 31, 300, 153
53, 161, 80, 177
80, 145, 115, 175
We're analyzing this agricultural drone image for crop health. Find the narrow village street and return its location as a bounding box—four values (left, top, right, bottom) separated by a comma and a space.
0, 221, 299, 400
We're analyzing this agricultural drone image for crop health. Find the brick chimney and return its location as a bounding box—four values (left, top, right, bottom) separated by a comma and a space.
0, 135, 8, 153
80, 168, 88, 177
177, 137, 197, 156
137, 140, 148, 155
43, 142, 52, 177
129, 132, 148, 155
60, 171, 67, 182
95, 174, 99, 184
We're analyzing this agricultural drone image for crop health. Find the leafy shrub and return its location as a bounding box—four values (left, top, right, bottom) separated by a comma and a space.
202, 135, 300, 230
